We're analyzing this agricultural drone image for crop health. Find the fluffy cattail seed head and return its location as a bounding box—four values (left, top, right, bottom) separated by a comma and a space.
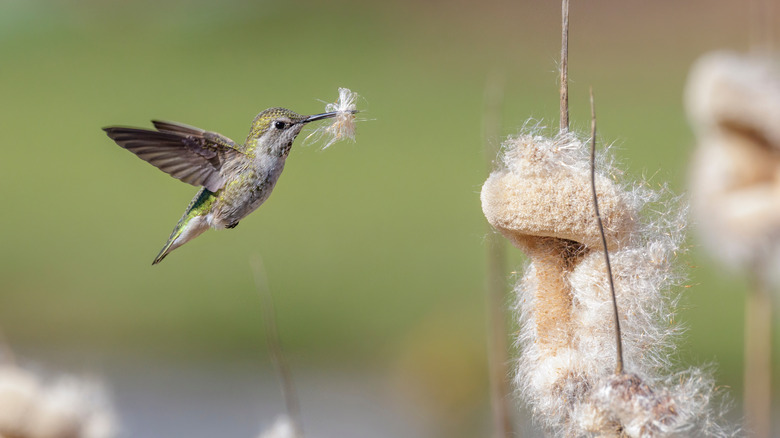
687, 52, 780, 280
257, 416, 299, 438
0, 365, 117, 438
482, 131, 637, 253
482, 124, 735, 437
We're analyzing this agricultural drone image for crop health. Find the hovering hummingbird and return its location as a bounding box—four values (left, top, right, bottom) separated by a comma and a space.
104, 107, 352, 264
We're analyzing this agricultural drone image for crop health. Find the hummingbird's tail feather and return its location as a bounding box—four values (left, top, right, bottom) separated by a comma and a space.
152, 216, 209, 264
152, 188, 216, 265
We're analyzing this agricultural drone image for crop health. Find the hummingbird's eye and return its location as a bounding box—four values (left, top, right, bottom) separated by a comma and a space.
274, 121, 286, 130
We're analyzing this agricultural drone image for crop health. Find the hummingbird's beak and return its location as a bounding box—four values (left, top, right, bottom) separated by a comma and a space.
302, 110, 358, 124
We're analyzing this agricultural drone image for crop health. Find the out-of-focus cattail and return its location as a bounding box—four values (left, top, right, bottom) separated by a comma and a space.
686, 51, 779, 438
0, 365, 117, 438
257, 416, 299, 438
481, 126, 734, 437
687, 52, 780, 282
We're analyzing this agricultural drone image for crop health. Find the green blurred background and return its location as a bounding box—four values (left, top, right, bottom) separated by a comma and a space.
1, 0, 778, 436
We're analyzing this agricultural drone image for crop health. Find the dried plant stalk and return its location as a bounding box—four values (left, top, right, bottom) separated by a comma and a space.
744, 272, 772, 438
589, 89, 623, 375
251, 257, 303, 438
482, 71, 515, 438
560, 0, 570, 133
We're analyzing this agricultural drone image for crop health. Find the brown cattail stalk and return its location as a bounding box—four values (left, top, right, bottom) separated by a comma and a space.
560, 0, 570, 133
482, 71, 515, 438
749, 0, 774, 54
744, 266, 772, 438
0, 328, 16, 366
746, 4, 774, 434
589, 89, 624, 375
251, 257, 303, 438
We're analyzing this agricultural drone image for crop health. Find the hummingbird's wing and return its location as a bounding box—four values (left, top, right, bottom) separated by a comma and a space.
152, 120, 241, 154
150, 120, 205, 136
103, 121, 243, 192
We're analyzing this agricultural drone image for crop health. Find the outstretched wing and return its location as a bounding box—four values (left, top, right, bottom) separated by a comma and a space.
103, 120, 242, 192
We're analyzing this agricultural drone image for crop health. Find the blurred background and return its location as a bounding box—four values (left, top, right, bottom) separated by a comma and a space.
1, 0, 778, 436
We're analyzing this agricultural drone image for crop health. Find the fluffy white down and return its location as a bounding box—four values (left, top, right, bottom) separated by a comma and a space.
258, 416, 299, 438
0, 366, 117, 438
484, 126, 735, 437
686, 52, 780, 284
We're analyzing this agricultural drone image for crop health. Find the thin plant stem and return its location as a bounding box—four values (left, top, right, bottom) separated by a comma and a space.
746, 2, 774, 431
251, 256, 303, 438
745, 1, 774, 436
750, 0, 774, 54
560, 0, 570, 133
0, 327, 16, 365
483, 70, 515, 438
744, 266, 772, 438
589, 88, 624, 375
746, 3, 774, 435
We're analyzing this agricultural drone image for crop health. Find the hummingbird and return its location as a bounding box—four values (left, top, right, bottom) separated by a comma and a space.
104, 107, 350, 265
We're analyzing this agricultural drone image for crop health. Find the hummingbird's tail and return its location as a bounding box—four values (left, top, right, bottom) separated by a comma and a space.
153, 188, 216, 265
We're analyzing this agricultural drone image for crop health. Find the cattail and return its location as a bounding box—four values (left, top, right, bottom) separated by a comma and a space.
686, 51, 780, 281
481, 126, 734, 437
0, 365, 117, 438
686, 51, 779, 438
257, 416, 299, 438
581, 368, 733, 438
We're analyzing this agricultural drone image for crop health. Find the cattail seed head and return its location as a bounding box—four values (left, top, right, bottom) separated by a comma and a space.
257, 416, 299, 438
0, 365, 117, 438
482, 124, 735, 437
687, 52, 780, 281
482, 130, 638, 252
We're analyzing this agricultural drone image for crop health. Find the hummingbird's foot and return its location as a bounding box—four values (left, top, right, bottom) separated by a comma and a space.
226, 221, 239, 229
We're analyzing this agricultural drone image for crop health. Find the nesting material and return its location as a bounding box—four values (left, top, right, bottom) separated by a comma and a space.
307, 87, 360, 149
481, 127, 734, 436
0, 365, 116, 438
686, 52, 780, 280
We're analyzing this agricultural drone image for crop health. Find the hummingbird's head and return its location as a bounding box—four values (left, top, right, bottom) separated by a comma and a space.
248, 107, 344, 157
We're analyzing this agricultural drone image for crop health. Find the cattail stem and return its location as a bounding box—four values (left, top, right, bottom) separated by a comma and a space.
0, 327, 16, 365
251, 256, 303, 438
483, 71, 515, 438
526, 238, 579, 352
744, 267, 772, 438
560, 0, 570, 133
486, 234, 514, 438
589, 88, 624, 375
749, 0, 774, 54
